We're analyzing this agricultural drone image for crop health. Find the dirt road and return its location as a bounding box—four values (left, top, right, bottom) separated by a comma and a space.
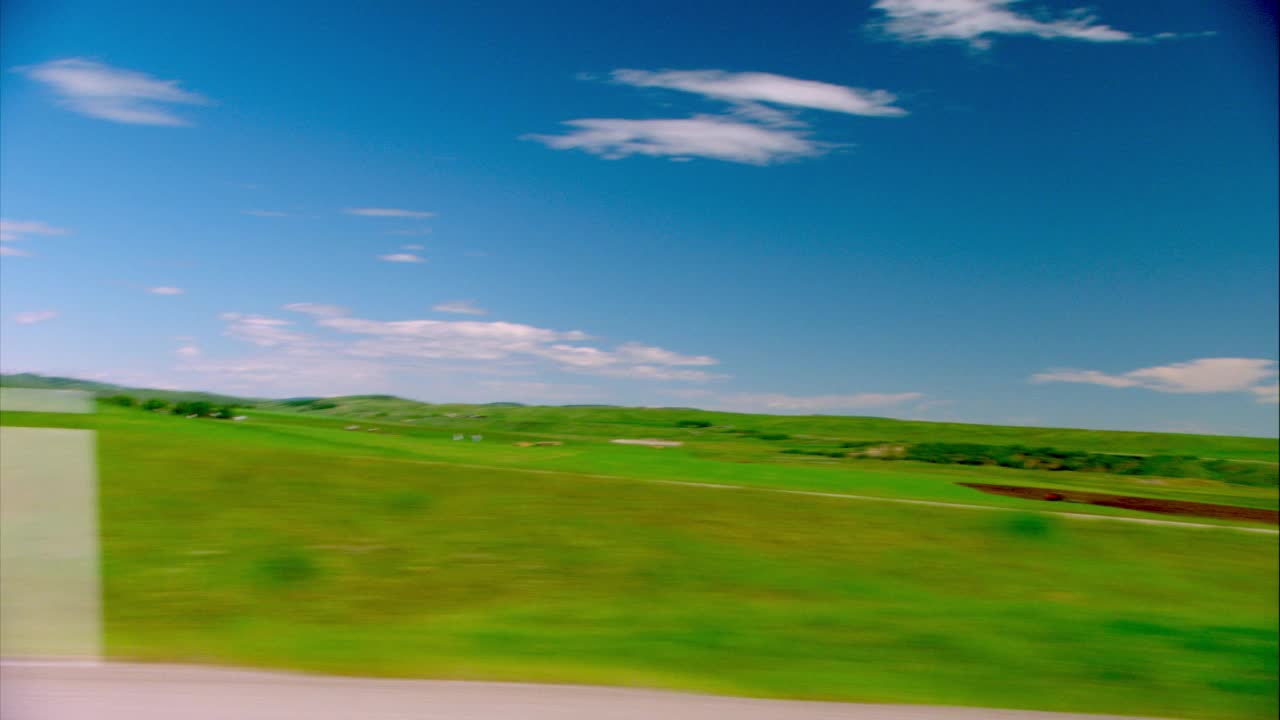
1, 662, 1173, 720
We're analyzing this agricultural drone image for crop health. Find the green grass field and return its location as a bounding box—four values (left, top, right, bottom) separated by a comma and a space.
2, 401, 1277, 719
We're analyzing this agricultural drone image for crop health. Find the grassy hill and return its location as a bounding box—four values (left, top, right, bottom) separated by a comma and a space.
0, 372, 259, 407
259, 394, 1279, 464
2, 396, 1276, 719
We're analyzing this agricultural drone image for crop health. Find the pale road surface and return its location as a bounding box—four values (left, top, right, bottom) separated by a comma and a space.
0, 662, 1176, 720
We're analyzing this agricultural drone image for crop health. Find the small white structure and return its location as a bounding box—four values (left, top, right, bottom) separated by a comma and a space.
232, 416, 248, 421
345, 425, 361, 431
453, 434, 464, 441
471, 434, 483, 442
610, 439, 683, 447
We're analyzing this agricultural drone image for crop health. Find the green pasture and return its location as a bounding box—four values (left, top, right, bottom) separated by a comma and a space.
1, 403, 1276, 719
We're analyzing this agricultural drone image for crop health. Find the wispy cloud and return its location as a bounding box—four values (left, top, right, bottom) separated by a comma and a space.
264, 304, 723, 382
530, 69, 905, 165
401, 244, 425, 251
242, 210, 288, 217
377, 253, 426, 263
432, 300, 487, 316
1251, 384, 1280, 405
1033, 358, 1279, 403
18, 58, 210, 125
0, 246, 31, 257
1, 219, 68, 242
612, 69, 906, 117
345, 208, 434, 218
714, 391, 924, 413
869, 0, 1137, 49
527, 114, 826, 165
281, 302, 349, 318
386, 228, 432, 237
148, 286, 184, 295
219, 313, 307, 347
12, 310, 59, 325
175, 345, 201, 358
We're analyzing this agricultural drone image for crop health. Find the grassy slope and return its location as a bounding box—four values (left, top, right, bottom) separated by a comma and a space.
2, 405, 1277, 718
227, 403, 1279, 513
262, 396, 1279, 463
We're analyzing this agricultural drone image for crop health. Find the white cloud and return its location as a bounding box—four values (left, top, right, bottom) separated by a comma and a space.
345, 208, 434, 218
1033, 358, 1279, 402
614, 342, 718, 366
870, 0, 1136, 49
148, 286, 184, 295
715, 391, 925, 413
214, 307, 722, 384
1251, 384, 1280, 405
219, 313, 307, 347
377, 253, 426, 263
12, 310, 59, 325
282, 302, 349, 317
612, 69, 906, 117
1, 219, 68, 242
175, 345, 201, 358
0, 246, 31, 257
526, 114, 826, 165
19, 58, 210, 125
243, 210, 288, 217
401, 244, 425, 251
587, 365, 726, 382
432, 300, 487, 316
386, 228, 432, 236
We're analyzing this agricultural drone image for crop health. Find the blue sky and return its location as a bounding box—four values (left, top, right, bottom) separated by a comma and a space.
1, 0, 1276, 436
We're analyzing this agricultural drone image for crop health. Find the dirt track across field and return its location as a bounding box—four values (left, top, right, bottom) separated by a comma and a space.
0, 662, 1176, 720
959, 483, 1279, 525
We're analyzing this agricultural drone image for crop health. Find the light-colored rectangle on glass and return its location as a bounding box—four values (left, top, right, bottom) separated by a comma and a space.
0, 427, 102, 659
0, 389, 94, 414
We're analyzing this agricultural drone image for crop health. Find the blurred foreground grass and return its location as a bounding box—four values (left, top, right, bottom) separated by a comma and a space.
2, 406, 1276, 719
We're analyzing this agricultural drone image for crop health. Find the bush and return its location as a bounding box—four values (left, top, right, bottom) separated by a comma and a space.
141, 398, 168, 411
781, 447, 847, 458
757, 433, 790, 441
171, 400, 213, 417
839, 440, 884, 449
676, 419, 713, 428
255, 550, 320, 586
1001, 512, 1058, 540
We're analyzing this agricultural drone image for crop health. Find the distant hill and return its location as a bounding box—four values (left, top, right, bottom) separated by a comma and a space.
0, 373, 260, 407
4, 373, 1276, 463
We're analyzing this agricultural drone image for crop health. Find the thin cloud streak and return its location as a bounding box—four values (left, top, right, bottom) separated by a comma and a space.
12, 310, 60, 325
612, 69, 907, 117
1, 219, 68, 242
1033, 358, 1279, 403
432, 300, 487, 316
18, 58, 210, 125
526, 115, 826, 165
870, 0, 1138, 49
346, 208, 435, 218
377, 253, 426, 263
